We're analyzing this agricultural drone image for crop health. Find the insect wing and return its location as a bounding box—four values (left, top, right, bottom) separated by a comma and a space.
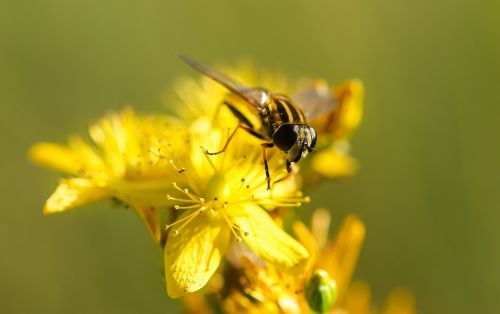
179, 55, 265, 108
292, 81, 338, 120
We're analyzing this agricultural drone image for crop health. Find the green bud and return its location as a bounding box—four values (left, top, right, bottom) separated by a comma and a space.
304, 269, 337, 313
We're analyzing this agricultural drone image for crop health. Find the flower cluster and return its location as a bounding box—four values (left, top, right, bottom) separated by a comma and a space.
30, 60, 415, 313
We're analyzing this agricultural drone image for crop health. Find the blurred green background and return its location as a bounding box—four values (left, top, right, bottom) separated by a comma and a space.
1, 1, 499, 313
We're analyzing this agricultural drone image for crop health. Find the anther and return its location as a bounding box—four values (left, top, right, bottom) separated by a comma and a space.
168, 159, 186, 173
171, 229, 180, 237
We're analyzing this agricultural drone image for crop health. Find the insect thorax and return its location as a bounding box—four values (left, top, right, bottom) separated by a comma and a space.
223, 92, 308, 140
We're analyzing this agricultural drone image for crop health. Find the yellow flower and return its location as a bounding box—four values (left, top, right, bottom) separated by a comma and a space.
31, 61, 320, 301
308, 79, 364, 180
167, 61, 363, 300
221, 255, 307, 314
184, 209, 416, 314
30, 59, 367, 305
29, 107, 183, 243
161, 63, 323, 298
163, 116, 309, 298
232, 211, 365, 314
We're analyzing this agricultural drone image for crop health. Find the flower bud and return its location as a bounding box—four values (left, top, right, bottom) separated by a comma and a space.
305, 269, 337, 313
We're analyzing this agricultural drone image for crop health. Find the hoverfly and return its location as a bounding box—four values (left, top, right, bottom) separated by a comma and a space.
180, 55, 337, 189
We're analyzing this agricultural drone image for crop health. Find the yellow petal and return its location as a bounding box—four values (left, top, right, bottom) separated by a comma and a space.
115, 190, 170, 244
310, 208, 332, 249
311, 148, 358, 178
333, 79, 364, 139
292, 221, 317, 279
88, 108, 138, 177
44, 178, 109, 214
164, 213, 230, 298
231, 204, 309, 269
321, 214, 365, 302
381, 288, 416, 314
309, 79, 363, 141
343, 281, 372, 314
131, 205, 162, 244
29, 137, 104, 176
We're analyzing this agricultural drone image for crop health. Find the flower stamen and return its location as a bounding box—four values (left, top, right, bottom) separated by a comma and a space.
232, 223, 250, 237
165, 206, 206, 236
201, 147, 218, 172
220, 209, 243, 242
169, 159, 186, 174
166, 194, 198, 204
173, 204, 202, 210
172, 182, 204, 202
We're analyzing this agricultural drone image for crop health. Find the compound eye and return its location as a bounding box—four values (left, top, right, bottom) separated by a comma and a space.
310, 127, 317, 148
273, 124, 299, 152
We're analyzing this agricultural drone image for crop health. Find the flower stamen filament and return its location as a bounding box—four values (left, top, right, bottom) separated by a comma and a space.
165, 206, 206, 236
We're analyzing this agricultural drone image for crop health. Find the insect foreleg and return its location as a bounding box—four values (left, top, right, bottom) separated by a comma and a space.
203, 123, 267, 156
261, 142, 274, 190
203, 125, 242, 155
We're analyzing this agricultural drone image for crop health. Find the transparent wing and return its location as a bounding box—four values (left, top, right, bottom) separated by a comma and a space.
293, 82, 338, 120
179, 55, 266, 109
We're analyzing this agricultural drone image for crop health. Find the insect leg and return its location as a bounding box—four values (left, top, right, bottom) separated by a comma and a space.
203, 122, 267, 155
203, 125, 242, 155
261, 142, 274, 190
286, 160, 292, 173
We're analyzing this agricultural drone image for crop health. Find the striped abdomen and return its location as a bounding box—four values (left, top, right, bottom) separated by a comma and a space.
265, 94, 307, 136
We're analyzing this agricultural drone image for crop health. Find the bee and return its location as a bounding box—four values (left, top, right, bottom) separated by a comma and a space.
180, 55, 337, 189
